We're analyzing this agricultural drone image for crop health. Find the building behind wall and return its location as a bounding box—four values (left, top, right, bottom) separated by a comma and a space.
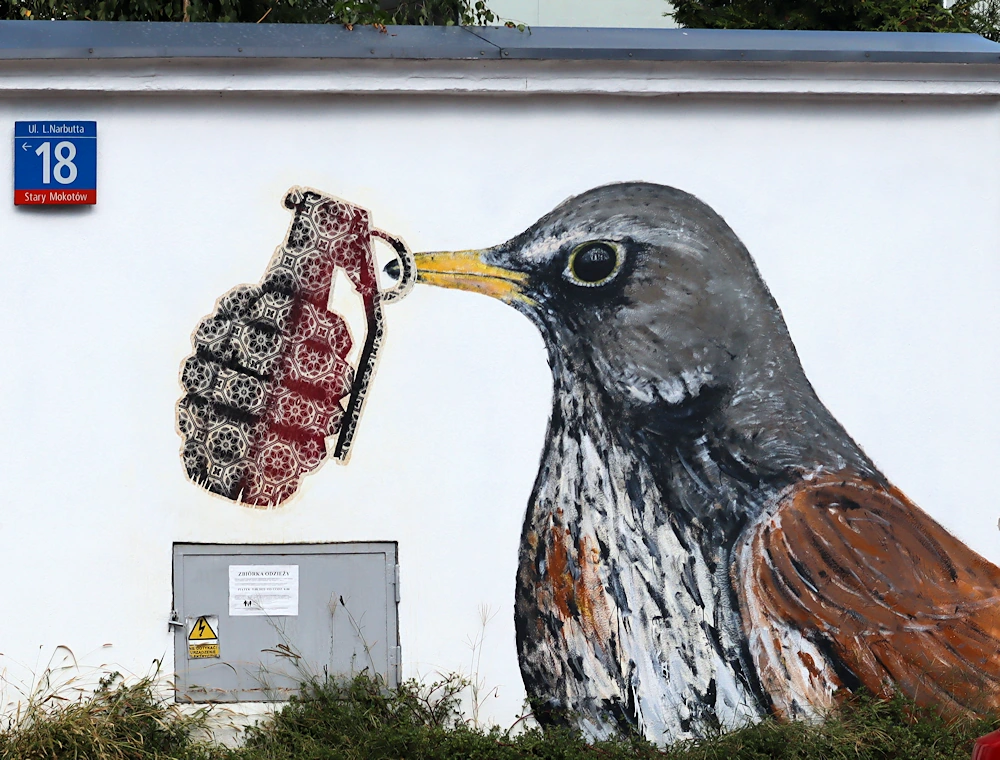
489, 0, 677, 27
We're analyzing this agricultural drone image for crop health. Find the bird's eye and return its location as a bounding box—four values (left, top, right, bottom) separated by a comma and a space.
565, 241, 622, 287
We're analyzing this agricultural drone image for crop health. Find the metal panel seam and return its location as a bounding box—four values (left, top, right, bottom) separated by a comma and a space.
459, 26, 503, 59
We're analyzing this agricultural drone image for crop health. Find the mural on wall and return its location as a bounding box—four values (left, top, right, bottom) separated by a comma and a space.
412, 182, 1000, 742
177, 188, 414, 507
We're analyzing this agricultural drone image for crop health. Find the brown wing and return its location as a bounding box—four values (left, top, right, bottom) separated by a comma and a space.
736, 475, 1000, 721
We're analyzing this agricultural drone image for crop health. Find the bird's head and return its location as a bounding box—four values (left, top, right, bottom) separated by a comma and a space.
411, 182, 797, 422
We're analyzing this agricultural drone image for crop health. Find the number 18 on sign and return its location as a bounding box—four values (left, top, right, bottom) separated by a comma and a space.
14, 121, 97, 206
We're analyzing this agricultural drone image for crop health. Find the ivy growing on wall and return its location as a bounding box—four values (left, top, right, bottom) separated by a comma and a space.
1, 0, 496, 24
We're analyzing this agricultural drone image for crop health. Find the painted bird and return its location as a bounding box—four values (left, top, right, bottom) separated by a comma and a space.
411, 182, 1000, 743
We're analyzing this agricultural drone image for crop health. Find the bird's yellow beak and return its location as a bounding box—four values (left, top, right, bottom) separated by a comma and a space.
413, 250, 533, 305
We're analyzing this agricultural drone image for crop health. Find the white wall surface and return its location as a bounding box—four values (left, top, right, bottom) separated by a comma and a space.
0, 74, 998, 731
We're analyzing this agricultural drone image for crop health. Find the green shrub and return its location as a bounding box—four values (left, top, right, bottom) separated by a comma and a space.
236, 673, 998, 760
1, 0, 495, 26
2, 670, 996, 760
0, 671, 221, 760
669, 0, 980, 32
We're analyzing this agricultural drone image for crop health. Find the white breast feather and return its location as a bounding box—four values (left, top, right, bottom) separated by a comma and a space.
540, 403, 763, 741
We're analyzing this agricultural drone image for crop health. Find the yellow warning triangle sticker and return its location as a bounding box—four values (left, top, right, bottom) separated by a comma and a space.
188, 616, 218, 641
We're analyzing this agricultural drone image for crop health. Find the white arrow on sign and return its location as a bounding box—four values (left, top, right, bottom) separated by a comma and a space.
21, 142, 29, 151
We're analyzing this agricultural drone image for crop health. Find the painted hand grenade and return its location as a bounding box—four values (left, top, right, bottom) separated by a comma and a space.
176, 188, 415, 507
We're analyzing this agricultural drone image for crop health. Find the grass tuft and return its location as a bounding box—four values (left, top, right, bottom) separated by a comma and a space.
1, 670, 995, 759
0, 671, 220, 760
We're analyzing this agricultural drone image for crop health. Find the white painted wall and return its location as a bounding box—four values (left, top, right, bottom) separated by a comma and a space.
0, 62, 998, 734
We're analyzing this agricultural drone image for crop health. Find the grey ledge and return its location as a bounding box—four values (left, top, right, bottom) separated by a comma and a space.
0, 21, 998, 64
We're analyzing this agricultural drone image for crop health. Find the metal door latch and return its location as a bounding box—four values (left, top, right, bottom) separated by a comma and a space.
168, 610, 184, 631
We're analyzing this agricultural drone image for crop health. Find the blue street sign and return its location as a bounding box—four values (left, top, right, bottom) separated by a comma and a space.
14, 121, 97, 206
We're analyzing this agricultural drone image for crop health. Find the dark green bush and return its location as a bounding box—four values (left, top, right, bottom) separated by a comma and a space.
235, 673, 998, 760
1, 670, 995, 760
0, 0, 495, 26
669, 0, 980, 32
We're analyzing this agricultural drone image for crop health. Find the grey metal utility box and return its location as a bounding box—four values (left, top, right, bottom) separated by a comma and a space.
172, 542, 399, 702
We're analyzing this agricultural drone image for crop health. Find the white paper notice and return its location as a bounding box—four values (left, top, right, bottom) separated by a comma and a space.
229, 565, 299, 616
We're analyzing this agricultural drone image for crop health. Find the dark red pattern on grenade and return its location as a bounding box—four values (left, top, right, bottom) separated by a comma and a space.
177, 193, 384, 507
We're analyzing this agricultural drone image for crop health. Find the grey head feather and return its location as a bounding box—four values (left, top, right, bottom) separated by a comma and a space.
482, 181, 879, 487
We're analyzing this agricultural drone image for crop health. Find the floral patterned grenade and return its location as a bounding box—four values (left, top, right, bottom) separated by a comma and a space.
176, 188, 415, 507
